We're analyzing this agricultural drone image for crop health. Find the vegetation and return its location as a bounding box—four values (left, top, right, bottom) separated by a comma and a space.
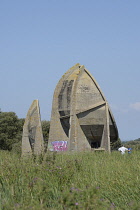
41, 120, 50, 141
0, 111, 24, 150
110, 138, 122, 151
0, 150, 140, 209
0, 109, 140, 209
0, 110, 50, 152
123, 138, 140, 150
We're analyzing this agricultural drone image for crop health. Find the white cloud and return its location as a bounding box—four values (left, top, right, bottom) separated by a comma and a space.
110, 104, 118, 111
110, 103, 129, 113
130, 102, 140, 111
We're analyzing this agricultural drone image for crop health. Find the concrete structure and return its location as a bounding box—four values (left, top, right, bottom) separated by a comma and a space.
48, 64, 119, 152
22, 100, 44, 156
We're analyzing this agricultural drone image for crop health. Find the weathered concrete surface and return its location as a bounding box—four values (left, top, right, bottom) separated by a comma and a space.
22, 100, 44, 156
48, 64, 119, 152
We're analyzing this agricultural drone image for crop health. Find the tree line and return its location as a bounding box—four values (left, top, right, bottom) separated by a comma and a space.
122, 138, 140, 150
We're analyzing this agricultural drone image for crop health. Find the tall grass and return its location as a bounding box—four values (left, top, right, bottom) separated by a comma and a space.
0, 150, 140, 209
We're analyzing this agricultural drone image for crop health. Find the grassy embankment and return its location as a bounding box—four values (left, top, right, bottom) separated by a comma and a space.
0, 150, 140, 209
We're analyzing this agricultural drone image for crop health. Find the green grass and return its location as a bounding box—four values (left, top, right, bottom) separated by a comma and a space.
0, 150, 140, 209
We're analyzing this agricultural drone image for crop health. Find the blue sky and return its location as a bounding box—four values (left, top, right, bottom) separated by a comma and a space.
0, 0, 140, 141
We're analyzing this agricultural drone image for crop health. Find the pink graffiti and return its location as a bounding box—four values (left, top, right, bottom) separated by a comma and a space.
51, 141, 68, 151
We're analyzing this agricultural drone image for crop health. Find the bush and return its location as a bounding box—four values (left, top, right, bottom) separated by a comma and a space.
0, 111, 24, 151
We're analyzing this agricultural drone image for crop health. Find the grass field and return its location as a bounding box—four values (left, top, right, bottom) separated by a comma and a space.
0, 150, 140, 209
